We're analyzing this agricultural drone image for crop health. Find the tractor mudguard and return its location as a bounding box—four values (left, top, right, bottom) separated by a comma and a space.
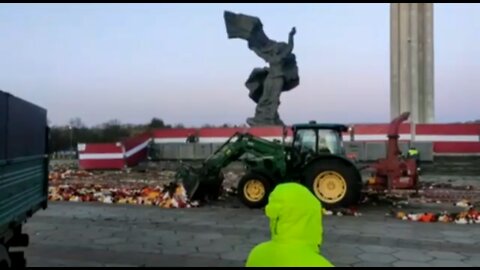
302, 155, 363, 185
304, 154, 354, 168
246, 169, 275, 184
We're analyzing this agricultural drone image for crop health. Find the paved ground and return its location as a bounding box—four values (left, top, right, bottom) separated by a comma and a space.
23, 202, 480, 267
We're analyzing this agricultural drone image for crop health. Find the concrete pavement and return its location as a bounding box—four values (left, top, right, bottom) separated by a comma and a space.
23, 202, 480, 267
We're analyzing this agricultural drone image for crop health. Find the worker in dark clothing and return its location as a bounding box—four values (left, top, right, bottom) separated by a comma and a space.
186, 133, 198, 143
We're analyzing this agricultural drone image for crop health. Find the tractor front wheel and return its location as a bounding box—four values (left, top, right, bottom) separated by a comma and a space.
304, 158, 361, 209
237, 172, 272, 209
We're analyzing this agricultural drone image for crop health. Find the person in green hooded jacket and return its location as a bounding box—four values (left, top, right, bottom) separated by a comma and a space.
245, 182, 334, 267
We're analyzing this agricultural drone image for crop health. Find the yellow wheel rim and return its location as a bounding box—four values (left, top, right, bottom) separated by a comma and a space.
243, 179, 265, 202
313, 171, 347, 204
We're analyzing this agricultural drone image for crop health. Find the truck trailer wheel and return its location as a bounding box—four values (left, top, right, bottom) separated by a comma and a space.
304, 158, 361, 209
237, 172, 272, 209
0, 245, 11, 268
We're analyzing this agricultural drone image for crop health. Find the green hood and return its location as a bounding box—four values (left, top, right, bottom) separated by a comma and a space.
265, 182, 323, 249
245, 182, 333, 267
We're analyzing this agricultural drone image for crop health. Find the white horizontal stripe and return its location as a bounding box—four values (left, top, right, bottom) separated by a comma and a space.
346, 134, 478, 142
410, 135, 478, 142
435, 153, 480, 156
153, 134, 478, 143
199, 136, 285, 143
154, 136, 290, 143
125, 139, 151, 158
154, 138, 189, 143
79, 153, 124, 160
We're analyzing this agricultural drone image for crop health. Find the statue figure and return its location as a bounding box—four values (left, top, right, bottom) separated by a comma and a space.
224, 11, 299, 126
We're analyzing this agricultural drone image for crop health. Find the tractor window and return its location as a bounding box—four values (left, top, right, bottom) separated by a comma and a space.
293, 129, 316, 153
293, 129, 343, 155
318, 129, 342, 155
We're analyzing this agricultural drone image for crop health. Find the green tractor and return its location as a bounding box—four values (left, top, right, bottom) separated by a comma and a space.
176, 122, 362, 209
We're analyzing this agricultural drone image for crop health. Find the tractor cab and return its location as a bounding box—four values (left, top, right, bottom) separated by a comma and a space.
291, 121, 348, 156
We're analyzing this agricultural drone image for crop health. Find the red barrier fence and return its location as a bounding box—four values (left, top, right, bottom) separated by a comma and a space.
78, 124, 480, 170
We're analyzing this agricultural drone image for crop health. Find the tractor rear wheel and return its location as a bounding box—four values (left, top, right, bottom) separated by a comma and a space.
237, 172, 272, 209
304, 158, 361, 209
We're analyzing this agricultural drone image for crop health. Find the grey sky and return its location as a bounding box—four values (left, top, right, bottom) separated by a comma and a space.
0, 3, 478, 127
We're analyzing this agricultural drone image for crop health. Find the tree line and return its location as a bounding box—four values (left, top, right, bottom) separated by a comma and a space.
49, 117, 238, 153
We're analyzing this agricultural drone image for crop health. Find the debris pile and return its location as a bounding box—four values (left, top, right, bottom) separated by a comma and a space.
47, 165, 204, 208
49, 169, 93, 182
46, 164, 479, 219
323, 207, 362, 217
48, 182, 199, 208
392, 208, 480, 224
421, 181, 475, 191
390, 200, 480, 225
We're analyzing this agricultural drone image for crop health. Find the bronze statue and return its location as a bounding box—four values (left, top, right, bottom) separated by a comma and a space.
224, 11, 299, 126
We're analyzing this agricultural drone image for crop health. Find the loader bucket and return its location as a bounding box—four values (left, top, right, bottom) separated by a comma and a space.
175, 164, 201, 200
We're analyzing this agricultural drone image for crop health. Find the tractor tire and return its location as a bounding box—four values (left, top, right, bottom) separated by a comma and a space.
303, 158, 362, 209
237, 172, 272, 209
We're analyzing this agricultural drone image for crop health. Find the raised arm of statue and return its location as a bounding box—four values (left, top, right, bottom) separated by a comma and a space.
288, 27, 296, 51
278, 27, 296, 59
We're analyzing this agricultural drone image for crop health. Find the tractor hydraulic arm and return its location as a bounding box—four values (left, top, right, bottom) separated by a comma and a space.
202, 132, 285, 177
178, 132, 286, 200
